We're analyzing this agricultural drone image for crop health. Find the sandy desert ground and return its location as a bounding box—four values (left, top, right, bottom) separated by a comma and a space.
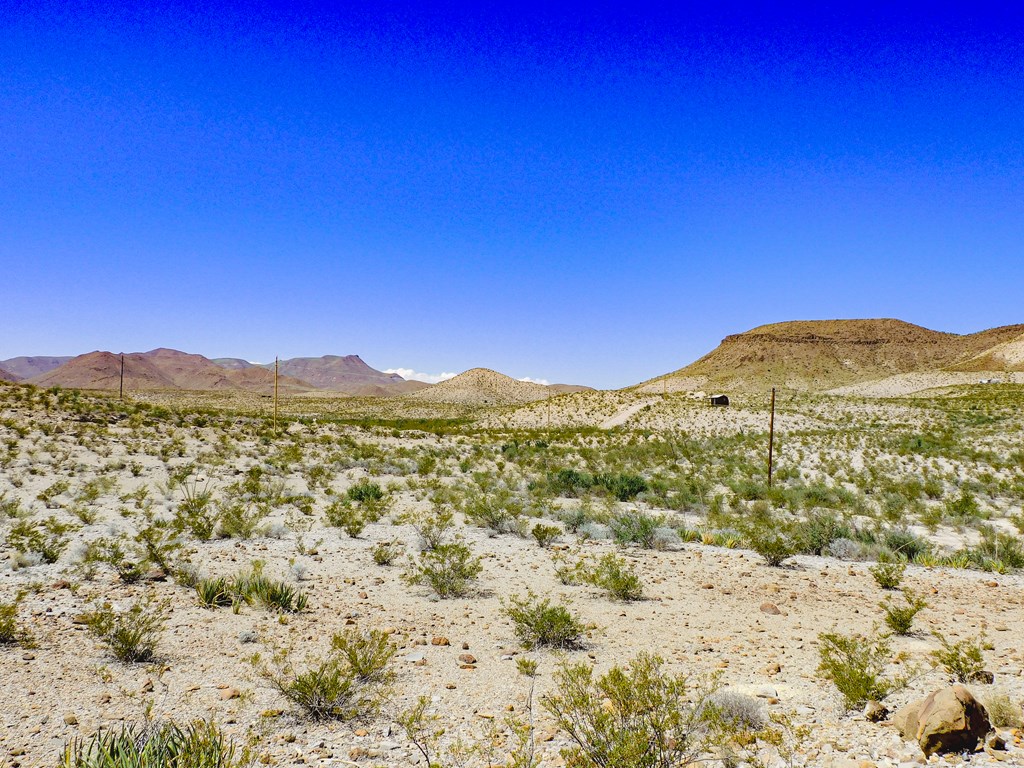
1, 381, 1023, 767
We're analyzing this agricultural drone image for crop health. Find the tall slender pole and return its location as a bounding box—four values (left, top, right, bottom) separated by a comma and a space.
767, 387, 776, 487
119, 354, 124, 400
274, 357, 279, 433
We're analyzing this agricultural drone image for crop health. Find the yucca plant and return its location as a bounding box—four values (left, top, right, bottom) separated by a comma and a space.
61, 719, 249, 767
196, 577, 233, 609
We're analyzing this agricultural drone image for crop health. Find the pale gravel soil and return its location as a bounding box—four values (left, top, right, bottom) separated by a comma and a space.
1, 388, 1023, 767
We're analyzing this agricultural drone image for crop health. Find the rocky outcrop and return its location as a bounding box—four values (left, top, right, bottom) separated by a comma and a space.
893, 684, 992, 756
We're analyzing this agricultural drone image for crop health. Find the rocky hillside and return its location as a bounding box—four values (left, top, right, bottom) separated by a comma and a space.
0, 356, 73, 379
0, 366, 20, 382
29, 349, 312, 395
210, 354, 425, 395
638, 319, 1024, 393
406, 368, 554, 405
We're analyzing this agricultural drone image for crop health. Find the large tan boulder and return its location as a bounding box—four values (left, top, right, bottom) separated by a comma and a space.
914, 685, 992, 756
892, 699, 923, 739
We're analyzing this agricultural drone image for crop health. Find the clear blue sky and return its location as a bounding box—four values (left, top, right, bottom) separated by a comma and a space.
3, 3, 1023, 388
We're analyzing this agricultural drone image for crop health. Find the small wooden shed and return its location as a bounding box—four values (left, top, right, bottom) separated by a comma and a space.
709, 394, 730, 407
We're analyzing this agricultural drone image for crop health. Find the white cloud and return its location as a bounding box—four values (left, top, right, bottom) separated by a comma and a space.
518, 376, 551, 386
384, 368, 458, 384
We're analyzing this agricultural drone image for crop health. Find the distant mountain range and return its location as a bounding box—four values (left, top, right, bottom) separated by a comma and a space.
0, 349, 589, 400
5, 319, 1022, 400
210, 355, 429, 396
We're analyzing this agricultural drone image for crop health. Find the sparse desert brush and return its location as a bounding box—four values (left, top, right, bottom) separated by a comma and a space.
173, 478, 218, 540
371, 540, 402, 566
216, 499, 268, 539
403, 540, 483, 598
82, 594, 168, 663
610, 511, 663, 549
588, 552, 644, 601
817, 630, 894, 709
256, 636, 394, 721
869, 556, 906, 590
8, 516, 78, 564
983, 691, 1024, 728
746, 521, 797, 567
505, 591, 584, 649
88, 535, 147, 583
930, 632, 987, 683
0, 594, 33, 647
530, 522, 561, 548
462, 486, 524, 535
398, 506, 454, 550
542, 652, 716, 768
329, 627, 397, 684
880, 589, 927, 635
326, 499, 366, 537
60, 719, 250, 768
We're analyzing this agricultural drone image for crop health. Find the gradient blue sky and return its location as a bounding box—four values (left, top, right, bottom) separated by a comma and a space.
3, 3, 1023, 388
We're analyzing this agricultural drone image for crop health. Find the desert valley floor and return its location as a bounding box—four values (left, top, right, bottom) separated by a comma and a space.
1, 378, 1023, 767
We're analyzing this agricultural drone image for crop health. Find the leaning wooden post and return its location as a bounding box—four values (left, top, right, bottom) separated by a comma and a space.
767, 386, 776, 487
119, 354, 124, 400
274, 357, 279, 433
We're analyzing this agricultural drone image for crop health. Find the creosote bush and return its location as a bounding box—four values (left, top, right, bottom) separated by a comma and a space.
588, 552, 644, 601
869, 557, 906, 590
82, 594, 167, 663
8, 517, 78, 564
0, 595, 32, 647
880, 589, 927, 635
504, 591, 584, 649
817, 630, 894, 709
371, 540, 401, 566
930, 632, 986, 683
404, 540, 483, 598
542, 652, 716, 768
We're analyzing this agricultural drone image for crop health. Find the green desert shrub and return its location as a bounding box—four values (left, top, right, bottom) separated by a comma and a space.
930, 632, 986, 683
82, 595, 167, 663
542, 652, 716, 768
880, 589, 927, 635
504, 591, 584, 649
258, 633, 395, 721
0, 595, 32, 647
8, 517, 78, 564
610, 512, 662, 549
747, 522, 797, 567
326, 500, 366, 538
371, 541, 402, 566
173, 480, 217, 540
869, 557, 906, 590
216, 499, 268, 539
404, 541, 483, 598
60, 719, 249, 768
88, 536, 147, 583
329, 628, 397, 684
588, 552, 644, 601
817, 631, 894, 709
531, 522, 561, 548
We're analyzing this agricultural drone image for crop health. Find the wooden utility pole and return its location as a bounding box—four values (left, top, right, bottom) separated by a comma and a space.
119, 354, 125, 400
274, 357, 279, 433
767, 387, 776, 487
